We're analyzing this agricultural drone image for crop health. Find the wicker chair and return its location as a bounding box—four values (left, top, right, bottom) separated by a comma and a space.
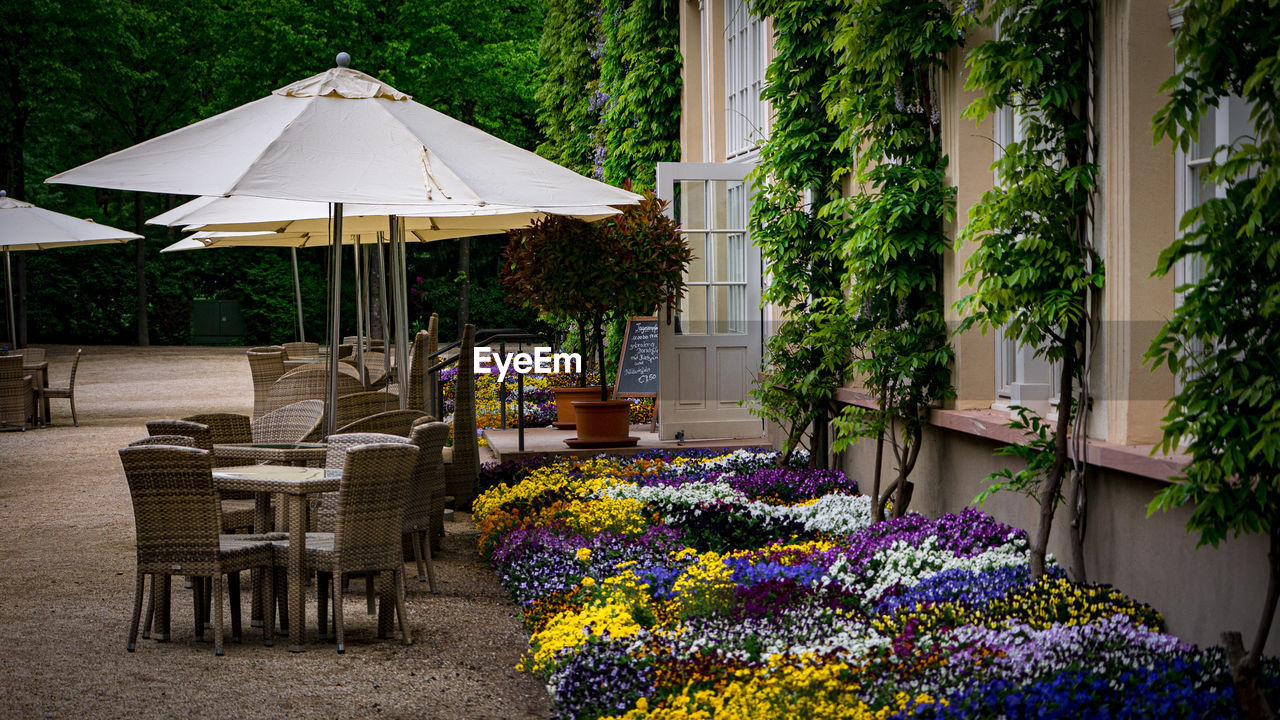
281, 341, 320, 360
311, 432, 410, 534
119, 445, 276, 655
407, 421, 449, 589
335, 391, 400, 429
406, 329, 429, 413
248, 345, 284, 354
273, 443, 418, 652
425, 314, 439, 414
247, 350, 286, 420
334, 409, 428, 437
183, 413, 253, 449
0, 355, 34, 431
145, 420, 254, 532
444, 325, 480, 512
34, 349, 81, 426
360, 351, 390, 389
264, 365, 364, 416
252, 399, 325, 444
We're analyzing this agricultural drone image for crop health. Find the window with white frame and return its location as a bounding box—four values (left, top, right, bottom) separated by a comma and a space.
724, 0, 764, 159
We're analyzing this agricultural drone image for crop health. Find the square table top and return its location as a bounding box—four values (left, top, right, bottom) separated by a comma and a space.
212, 465, 340, 495
212, 442, 328, 464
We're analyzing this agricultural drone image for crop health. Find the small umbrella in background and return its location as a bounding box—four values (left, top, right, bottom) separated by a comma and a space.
0, 190, 142, 349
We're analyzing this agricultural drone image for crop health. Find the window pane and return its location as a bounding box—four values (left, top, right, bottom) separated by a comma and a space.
684, 232, 707, 283
710, 233, 745, 283
680, 286, 708, 335
1193, 108, 1217, 162
675, 180, 707, 229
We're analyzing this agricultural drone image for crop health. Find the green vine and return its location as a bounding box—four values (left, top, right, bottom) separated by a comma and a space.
825, 0, 961, 519
599, 0, 682, 189
747, 0, 850, 468
956, 0, 1102, 581
535, 0, 603, 176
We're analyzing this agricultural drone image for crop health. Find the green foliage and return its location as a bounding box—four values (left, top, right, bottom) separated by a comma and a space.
598, 0, 682, 189
824, 0, 960, 495
501, 193, 691, 388
536, 0, 604, 176
975, 406, 1060, 505
955, 0, 1100, 577
1147, 0, 1280, 551
747, 0, 852, 462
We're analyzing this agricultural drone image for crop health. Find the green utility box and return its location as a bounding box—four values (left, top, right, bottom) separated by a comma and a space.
190, 299, 245, 344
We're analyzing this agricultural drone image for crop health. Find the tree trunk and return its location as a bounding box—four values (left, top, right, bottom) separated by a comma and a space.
871, 419, 886, 523
1030, 333, 1077, 580
1067, 465, 1089, 582
577, 319, 588, 388
134, 192, 149, 346
891, 424, 922, 519
812, 405, 828, 470
596, 316, 607, 401
1228, 526, 1280, 720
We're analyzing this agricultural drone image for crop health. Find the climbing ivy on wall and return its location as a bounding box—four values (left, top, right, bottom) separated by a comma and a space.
746, 0, 851, 468
537, 0, 680, 188
536, 0, 603, 177
598, 0, 682, 189
955, 0, 1102, 582
825, 0, 961, 520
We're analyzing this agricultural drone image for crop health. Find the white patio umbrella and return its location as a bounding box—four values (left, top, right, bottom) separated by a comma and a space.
0, 191, 142, 349
48, 53, 641, 435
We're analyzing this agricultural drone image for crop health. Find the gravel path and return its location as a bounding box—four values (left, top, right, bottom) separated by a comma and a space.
0, 345, 552, 719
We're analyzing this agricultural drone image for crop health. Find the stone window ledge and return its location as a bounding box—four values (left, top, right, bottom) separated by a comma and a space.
834, 388, 1189, 483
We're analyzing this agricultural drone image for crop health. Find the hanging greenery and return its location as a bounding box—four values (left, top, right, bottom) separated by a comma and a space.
825, 0, 961, 520
955, 0, 1102, 582
746, 0, 851, 468
1148, 2, 1280, 716
598, 0, 682, 190
535, 0, 604, 177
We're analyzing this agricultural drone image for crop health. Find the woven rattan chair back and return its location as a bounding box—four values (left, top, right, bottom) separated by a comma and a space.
335, 391, 400, 429
361, 351, 389, 388
119, 445, 221, 575
406, 421, 449, 534
248, 345, 284, 353
129, 435, 200, 448
0, 355, 33, 430
13, 347, 45, 364
406, 330, 428, 412
147, 419, 212, 450
281, 341, 320, 360
183, 413, 253, 445
331, 443, 418, 576
247, 350, 286, 419
446, 324, 480, 511
334, 409, 427, 437
250, 399, 324, 444
264, 365, 364, 415
323, 432, 409, 471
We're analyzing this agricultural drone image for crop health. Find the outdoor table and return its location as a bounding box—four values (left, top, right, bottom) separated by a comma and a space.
212, 442, 327, 467
212, 465, 341, 652
22, 361, 48, 425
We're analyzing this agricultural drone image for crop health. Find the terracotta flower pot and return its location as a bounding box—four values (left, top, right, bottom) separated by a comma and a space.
564, 400, 639, 448
552, 386, 612, 429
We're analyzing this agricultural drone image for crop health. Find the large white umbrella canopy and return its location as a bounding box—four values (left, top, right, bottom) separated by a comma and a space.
47, 63, 640, 208
0, 191, 143, 348
45, 55, 639, 437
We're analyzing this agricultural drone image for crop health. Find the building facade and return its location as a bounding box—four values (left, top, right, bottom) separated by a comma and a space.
659, 0, 1277, 652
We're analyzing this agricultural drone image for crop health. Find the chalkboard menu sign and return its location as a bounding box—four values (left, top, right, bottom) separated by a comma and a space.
614, 316, 659, 398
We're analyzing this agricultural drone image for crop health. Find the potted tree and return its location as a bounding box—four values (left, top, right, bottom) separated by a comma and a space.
502, 191, 690, 446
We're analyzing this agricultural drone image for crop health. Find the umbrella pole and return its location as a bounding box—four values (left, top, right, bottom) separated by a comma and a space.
352, 239, 365, 385
375, 233, 392, 394
397, 218, 411, 406
4, 248, 15, 350
290, 248, 305, 343
387, 216, 409, 410
326, 203, 344, 437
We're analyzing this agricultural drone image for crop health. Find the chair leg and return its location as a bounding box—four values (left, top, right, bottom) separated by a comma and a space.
365, 572, 376, 615
127, 571, 145, 652
421, 532, 439, 594
155, 575, 172, 642
334, 572, 346, 654
213, 574, 225, 656
263, 565, 275, 647
193, 576, 206, 642
276, 569, 289, 632
142, 575, 155, 639
229, 571, 242, 643
412, 531, 427, 582
395, 569, 412, 646
70, 395, 77, 427
317, 572, 329, 640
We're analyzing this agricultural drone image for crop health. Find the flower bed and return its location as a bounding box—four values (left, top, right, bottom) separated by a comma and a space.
441, 368, 656, 430
476, 449, 1279, 719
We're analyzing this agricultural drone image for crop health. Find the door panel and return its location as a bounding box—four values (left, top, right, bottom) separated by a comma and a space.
657, 162, 763, 440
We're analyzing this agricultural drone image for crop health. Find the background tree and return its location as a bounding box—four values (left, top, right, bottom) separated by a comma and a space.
956, 0, 1101, 581
825, 0, 960, 520
1148, 1, 1280, 716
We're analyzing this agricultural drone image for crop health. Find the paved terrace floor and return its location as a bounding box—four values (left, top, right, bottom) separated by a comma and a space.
0, 345, 551, 719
